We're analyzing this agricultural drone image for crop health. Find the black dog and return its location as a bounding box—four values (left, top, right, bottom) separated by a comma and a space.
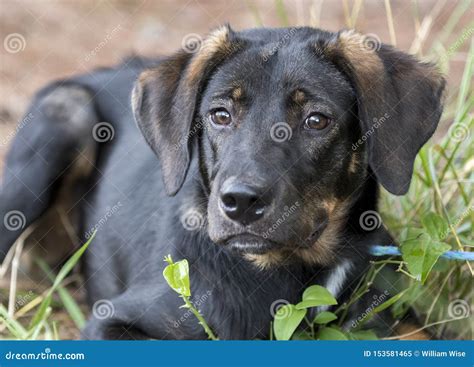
0, 26, 445, 339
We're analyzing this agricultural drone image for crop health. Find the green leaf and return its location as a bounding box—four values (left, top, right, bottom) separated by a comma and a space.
163, 259, 191, 297
273, 304, 306, 340
313, 311, 338, 324
401, 232, 451, 283
349, 330, 378, 340
291, 330, 313, 340
317, 326, 348, 340
422, 212, 448, 240
295, 285, 337, 309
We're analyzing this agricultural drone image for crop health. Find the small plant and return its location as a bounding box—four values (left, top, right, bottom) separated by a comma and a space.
272, 285, 343, 340
162, 255, 218, 340
0, 233, 93, 339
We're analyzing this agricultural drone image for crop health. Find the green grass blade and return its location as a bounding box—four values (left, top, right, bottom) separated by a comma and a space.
37, 259, 86, 329
29, 232, 95, 330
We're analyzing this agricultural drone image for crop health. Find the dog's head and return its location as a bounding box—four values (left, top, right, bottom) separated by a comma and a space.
132, 26, 445, 267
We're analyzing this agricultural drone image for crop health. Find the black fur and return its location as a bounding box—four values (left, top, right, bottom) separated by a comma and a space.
0, 26, 445, 339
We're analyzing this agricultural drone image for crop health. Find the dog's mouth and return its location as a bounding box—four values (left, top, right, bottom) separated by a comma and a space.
222, 234, 281, 254
218, 218, 329, 255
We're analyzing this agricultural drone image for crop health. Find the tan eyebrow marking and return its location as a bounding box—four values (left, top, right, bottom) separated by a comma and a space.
292, 89, 306, 105
231, 86, 244, 101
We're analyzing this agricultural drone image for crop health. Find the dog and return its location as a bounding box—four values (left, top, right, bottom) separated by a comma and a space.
0, 26, 445, 340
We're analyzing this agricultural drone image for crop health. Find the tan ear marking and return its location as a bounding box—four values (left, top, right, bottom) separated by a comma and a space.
186, 25, 233, 84
332, 30, 384, 89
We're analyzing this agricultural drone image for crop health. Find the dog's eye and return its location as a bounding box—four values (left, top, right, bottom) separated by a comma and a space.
304, 113, 331, 130
210, 108, 232, 126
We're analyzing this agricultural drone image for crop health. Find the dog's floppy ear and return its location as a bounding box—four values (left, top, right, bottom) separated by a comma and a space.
132, 25, 240, 196
324, 30, 446, 195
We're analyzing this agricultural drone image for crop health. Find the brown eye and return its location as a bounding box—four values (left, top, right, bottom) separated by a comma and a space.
304, 113, 331, 130
210, 108, 232, 126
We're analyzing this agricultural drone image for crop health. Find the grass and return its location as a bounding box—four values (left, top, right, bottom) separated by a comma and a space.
0, 0, 472, 340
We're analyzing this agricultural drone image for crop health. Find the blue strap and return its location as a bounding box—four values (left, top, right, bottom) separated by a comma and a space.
369, 245, 474, 261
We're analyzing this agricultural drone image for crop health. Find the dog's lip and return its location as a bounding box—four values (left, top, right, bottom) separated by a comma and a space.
221, 233, 281, 254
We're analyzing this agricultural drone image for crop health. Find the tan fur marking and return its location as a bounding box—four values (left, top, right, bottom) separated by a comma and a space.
244, 251, 285, 270
349, 153, 359, 174
337, 30, 384, 75
323, 30, 384, 96
231, 86, 243, 101
187, 26, 231, 84
245, 198, 350, 269
292, 90, 306, 105
294, 198, 349, 266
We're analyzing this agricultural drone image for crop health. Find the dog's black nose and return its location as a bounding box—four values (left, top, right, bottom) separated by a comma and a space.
220, 183, 266, 225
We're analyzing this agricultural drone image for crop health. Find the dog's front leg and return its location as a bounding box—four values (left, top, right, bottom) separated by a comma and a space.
81, 288, 208, 340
